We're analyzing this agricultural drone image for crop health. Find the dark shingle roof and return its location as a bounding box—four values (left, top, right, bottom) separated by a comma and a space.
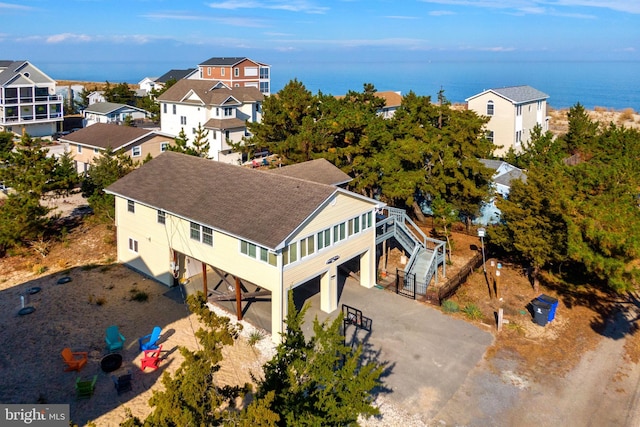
105, 152, 338, 249
157, 79, 263, 105
59, 123, 154, 150
199, 57, 248, 66
268, 158, 352, 186
156, 69, 196, 83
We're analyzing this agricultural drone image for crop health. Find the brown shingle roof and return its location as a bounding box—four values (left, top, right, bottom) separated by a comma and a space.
157, 80, 263, 105
105, 152, 337, 249
267, 158, 352, 186
203, 118, 246, 130
60, 123, 155, 150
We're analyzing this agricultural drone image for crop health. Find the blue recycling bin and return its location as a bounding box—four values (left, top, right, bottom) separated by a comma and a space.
537, 294, 558, 322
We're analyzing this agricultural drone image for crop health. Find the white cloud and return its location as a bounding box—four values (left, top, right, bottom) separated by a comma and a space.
267, 37, 431, 49
0, 2, 33, 11
429, 10, 456, 16
142, 12, 267, 27
46, 33, 93, 43
419, 0, 640, 14
207, 0, 329, 14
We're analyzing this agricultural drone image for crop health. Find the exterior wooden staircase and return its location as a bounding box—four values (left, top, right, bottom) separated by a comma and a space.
376, 206, 446, 295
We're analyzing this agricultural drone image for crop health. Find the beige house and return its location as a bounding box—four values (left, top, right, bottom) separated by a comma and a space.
59, 123, 174, 173
105, 152, 385, 342
466, 85, 549, 156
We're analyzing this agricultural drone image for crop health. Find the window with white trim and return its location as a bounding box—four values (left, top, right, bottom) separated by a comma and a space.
190, 222, 200, 241
333, 222, 346, 243
487, 131, 494, 142
283, 241, 298, 265
516, 130, 522, 143
234, 67, 239, 77
223, 107, 233, 117
516, 105, 522, 116
180, 116, 187, 125
486, 101, 494, 116
317, 228, 331, 250
161, 142, 169, 152
94, 148, 100, 154
77, 144, 82, 153
128, 238, 138, 253
202, 226, 213, 246
300, 235, 315, 258
163, 104, 167, 114
132, 146, 141, 157
240, 240, 277, 266
172, 105, 176, 115
221, 68, 225, 76
127, 200, 135, 213
157, 210, 165, 224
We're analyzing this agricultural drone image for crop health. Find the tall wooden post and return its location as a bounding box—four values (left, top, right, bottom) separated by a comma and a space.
202, 263, 208, 300
235, 276, 242, 321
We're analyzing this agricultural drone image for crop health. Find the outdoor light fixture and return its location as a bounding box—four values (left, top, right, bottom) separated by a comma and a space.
477, 227, 486, 273
326, 255, 340, 264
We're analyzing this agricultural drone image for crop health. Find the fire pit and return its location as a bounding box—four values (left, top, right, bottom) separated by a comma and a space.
100, 353, 123, 373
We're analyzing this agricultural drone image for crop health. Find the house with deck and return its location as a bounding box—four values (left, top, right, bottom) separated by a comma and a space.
466, 85, 549, 156
0, 60, 63, 138
60, 123, 174, 173
105, 152, 446, 342
157, 80, 263, 164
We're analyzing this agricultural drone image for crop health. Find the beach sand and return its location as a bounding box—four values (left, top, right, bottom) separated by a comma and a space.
0, 260, 274, 426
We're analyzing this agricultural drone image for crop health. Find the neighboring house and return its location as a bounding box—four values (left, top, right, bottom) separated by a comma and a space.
474, 159, 527, 225
336, 91, 402, 119
83, 102, 151, 127
105, 151, 382, 342
466, 85, 549, 156
375, 91, 402, 118
0, 60, 63, 138
59, 123, 174, 173
197, 57, 271, 95
87, 91, 106, 105
137, 77, 159, 94
157, 80, 263, 164
267, 158, 352, 187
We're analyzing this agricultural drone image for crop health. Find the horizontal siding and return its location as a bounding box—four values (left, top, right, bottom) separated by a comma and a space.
115, 196, 280, 291
283, 229, 375, 288
293, 193, 375, 242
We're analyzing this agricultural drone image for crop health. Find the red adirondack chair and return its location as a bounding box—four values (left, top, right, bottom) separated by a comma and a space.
140, 345, 162, 371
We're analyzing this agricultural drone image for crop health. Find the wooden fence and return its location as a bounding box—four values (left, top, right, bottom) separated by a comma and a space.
425, 252, 483, 305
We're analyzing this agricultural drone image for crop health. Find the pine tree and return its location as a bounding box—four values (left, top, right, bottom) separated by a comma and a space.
253, 294, 383, 426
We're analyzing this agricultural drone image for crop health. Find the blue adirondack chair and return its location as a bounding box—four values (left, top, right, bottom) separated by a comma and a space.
105, 325, 125, 352
138, 326, 162, 351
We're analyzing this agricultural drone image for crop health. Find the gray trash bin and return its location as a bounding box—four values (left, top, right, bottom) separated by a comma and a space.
531, 299, 551, 326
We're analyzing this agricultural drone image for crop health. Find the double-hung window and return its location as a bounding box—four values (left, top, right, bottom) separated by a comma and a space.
128, 238, 138, 253
486, 101, 494, 116
132, 146, 141, 157
317, 229, 331, 250
202, 226, 213, 246
190, 222, 200, 241
157, 210, 165, 224
127, 200, 135, 213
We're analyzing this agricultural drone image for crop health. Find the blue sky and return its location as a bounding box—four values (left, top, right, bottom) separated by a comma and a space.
0, 0, 638, 82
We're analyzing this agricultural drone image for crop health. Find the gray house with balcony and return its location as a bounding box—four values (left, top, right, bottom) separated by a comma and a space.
0, 60, 63, 138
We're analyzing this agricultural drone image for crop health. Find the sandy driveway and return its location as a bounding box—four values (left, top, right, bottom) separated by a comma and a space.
431, 304, 640, 426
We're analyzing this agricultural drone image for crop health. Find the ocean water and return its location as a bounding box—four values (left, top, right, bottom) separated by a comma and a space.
44, 60, 640, 111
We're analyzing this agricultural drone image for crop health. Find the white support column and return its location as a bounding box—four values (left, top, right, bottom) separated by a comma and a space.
360, 249, 375, 288
271, 286, 285, 344
320, 269, 337, 313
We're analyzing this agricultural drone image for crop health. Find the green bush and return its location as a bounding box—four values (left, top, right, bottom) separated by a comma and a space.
442, 299, 460, 313
462, 303, 483, 320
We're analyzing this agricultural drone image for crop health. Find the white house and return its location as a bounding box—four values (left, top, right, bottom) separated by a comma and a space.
83, 102, 151, 127
0, 60, 63, 138
474, 159, 527, 225
87, 91, 106, 105
157, 80, 263, 164
466, 85, 549, 156
105, 152, 383, 342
